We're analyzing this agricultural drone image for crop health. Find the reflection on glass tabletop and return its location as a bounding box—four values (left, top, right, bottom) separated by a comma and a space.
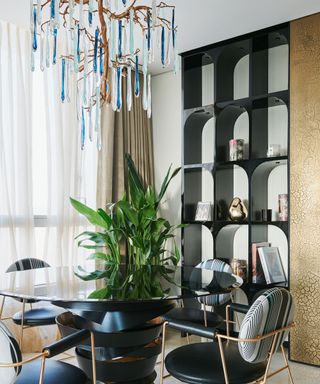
0, 263, 241, 303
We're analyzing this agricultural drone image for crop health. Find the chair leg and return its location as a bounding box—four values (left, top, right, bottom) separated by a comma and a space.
160, 322, 168, 384
225, 305, 230, 337
217, 336, 229, 384
203, 296, 208, 328
38, 355, 46, 384
281, 345, 295, 384
261, 334, 279, 383
19, 300, 26, 350
229, 293, 240, 330
90, 332, 97, 384
55, 327, 61, 341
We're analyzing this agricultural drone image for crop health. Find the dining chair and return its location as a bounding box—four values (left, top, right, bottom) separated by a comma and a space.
0, 258, 63, 349
0, 319, 97, 384
162, 259, 234, 343
160, 287, 295, 384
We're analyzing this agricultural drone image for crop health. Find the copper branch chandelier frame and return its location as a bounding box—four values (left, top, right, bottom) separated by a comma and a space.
30, 0, 178, 149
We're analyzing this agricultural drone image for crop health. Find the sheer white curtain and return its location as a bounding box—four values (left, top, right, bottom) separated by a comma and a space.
0, 21, 35, 274
0, 20, 96, 271
0, 20, 97, 351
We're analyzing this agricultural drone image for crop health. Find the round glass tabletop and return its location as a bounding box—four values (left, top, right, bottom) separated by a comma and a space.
0, 263, 241, 306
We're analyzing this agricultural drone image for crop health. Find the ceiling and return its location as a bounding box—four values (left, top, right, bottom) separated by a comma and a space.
1, 0, 319, 74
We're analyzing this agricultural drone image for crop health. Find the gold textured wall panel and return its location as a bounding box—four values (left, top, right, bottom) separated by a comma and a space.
290, 14, 320, 366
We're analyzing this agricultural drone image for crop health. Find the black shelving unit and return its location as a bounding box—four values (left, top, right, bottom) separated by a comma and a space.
181, 23, 290, 294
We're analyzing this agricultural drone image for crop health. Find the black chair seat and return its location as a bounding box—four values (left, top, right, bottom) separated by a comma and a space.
165, 342, 267, 384
12, 307, 63, 326
16, 359, 88, 384
163, 308, 223, 328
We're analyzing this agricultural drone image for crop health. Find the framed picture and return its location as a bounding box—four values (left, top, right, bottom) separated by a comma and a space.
251, 242, 270, 284
258, 247, 287, 284
195, 202, 212, 222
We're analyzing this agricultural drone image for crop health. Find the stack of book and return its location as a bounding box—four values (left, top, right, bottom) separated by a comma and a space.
252, 243, 287, 285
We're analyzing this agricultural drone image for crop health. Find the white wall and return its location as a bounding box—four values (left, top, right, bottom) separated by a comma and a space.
152, 70, 182, 252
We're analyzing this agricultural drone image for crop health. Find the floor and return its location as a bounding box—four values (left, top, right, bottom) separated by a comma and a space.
33, 329, 319, 383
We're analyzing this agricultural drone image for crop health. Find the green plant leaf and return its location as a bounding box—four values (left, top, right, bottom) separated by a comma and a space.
70, 197, 109, 229
97, 208, 113, 227
88, 252, 109, 261
88, 287, 110, 299
157, 166, 181, 205
74, 269, 110, 281
125, 153, 145, 192
117, 200, 139, 227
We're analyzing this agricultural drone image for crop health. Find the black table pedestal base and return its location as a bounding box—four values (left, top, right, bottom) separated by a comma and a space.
56, 303, 173, 384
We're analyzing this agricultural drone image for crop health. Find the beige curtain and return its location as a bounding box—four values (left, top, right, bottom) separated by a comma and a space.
97, 74, 154, 209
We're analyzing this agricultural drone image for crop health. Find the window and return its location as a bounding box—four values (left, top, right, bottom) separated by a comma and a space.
0, 22, 97, 270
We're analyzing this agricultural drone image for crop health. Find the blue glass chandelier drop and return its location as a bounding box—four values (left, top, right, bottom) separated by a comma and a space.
30, 0, 178, 150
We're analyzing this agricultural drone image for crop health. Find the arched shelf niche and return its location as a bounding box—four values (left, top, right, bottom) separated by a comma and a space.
251, 159, 287, 221
183, 224, 214, 268
215, 165, 249, 221
251, 224, 288, 279
183, 52, 214, 110
184, 106, 215, 165
183, 168, 214, 222
216, 105, 249, 162
215, 224, 249, 263
216, 39, 250, 102
251, 96, 288, 159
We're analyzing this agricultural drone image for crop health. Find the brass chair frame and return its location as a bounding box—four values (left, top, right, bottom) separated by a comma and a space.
158, 292, 239, 372
0, 331, 97, 384
0, 296, 49, 350
160, 307, 295, 384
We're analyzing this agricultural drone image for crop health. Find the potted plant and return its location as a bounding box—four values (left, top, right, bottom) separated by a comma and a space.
70, 154, 182, 299
64, 155, 183, 382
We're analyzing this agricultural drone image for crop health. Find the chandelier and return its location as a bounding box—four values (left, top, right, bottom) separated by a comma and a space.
30, 0, 178, 149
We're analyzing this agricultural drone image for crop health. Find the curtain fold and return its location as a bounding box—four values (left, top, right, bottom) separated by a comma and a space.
97, 73, 154, 209
0, 21, 35, 273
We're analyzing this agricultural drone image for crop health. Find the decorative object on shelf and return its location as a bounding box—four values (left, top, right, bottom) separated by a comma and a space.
230, 259, 247, 282
267, 144, 281, 157
278, 193, 288, 221
195, 202, 212, 221
229, 197, 248, 221
30, 0, 178, 150
258, 246, 287, 284
229, 139, 244, 161
70, 154, 182, 299
261, 208, 272, 222
251, 242, 270, 284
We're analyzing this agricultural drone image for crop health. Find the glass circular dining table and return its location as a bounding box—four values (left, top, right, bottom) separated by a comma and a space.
0, 263, 241, 383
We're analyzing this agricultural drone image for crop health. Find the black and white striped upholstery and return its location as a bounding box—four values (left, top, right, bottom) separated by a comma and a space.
5, 258, 50, 305
3, 258, 62, 328
0, 321, 22, 383
196, 259, 233, 306
238, 287, 294, 363
164, 287, 295, 384
6, 258, 50, 273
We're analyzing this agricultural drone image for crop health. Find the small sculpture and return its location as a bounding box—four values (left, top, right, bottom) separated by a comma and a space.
229, 197, 248, 221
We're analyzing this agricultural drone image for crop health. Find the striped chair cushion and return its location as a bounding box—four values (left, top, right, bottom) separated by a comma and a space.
6, 258, 50, 273
196, 259, 233, 306
0, 321, 22, 383
238, 288, 294, 363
